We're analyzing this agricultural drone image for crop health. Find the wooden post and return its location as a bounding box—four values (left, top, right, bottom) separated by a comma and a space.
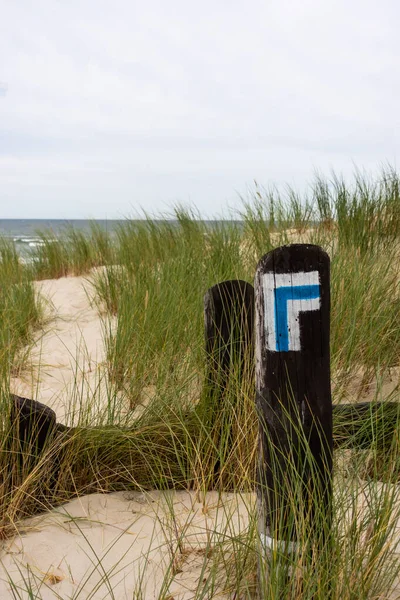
202, 279, 254, 483
204, 279, 254, 404
254, 244, 333, 573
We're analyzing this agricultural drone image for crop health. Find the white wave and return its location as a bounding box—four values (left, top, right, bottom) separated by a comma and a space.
14, 237, 58, 245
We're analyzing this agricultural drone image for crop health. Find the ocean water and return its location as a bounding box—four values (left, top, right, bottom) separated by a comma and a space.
0, 218, 242, 260
0, 219, 126, 258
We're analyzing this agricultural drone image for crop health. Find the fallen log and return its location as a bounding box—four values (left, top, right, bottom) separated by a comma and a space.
9, 395, 400, 495
333, 401, 400, 449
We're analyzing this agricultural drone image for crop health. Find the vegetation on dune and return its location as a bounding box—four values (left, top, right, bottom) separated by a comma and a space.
1, 169, 400, 597
0, 240, 42, 380
30, 222, 116, 280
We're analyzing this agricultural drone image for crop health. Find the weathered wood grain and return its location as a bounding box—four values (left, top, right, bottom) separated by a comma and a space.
255, 244, 333, 553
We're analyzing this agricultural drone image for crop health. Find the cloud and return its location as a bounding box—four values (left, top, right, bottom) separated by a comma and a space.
1, 0, 400, 217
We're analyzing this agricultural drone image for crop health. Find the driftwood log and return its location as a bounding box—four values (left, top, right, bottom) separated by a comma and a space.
7, 392, 400, 518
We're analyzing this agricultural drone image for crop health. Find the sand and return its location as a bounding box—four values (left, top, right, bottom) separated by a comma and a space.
10, 272, 114, 424
3, 272, 400, 598
2, 273, 253, 598
0, 490, 253, 599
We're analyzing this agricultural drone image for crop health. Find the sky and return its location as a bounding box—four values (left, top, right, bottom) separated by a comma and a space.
1, 0, 399, 219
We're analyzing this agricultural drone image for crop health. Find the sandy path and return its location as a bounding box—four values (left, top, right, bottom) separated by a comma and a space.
10, 273, 112, 424
4, 275, 255, 598
0, 491, 253, 599
4, 274, 400, 599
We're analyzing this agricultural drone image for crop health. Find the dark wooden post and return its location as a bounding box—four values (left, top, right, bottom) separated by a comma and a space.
204, 279, 254, 404
201, 280, 254, 484
254, 244, 333, 570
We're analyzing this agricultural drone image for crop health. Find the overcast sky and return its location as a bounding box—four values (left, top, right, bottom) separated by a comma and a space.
1, 0, 399, 219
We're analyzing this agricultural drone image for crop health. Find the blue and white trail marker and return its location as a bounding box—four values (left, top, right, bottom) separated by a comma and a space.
263, 271, 321, 352
254, 244, 333, 592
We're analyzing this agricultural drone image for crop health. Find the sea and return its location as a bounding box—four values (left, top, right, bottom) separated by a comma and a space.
0, 218, 242, 260
0, 219, 126, 260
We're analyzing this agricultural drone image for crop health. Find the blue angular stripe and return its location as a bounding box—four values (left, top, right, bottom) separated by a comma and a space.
274, 284, 320, 351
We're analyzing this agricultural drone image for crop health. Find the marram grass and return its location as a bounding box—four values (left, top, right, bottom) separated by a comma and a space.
1, 169, 400, 597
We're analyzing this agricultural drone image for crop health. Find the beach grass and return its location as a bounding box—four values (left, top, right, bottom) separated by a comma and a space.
1, 169, 400, 597
0, 239, 43, 379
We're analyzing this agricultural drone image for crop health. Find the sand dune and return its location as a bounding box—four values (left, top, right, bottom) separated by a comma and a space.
10, 273, 113, 424
0, 490, 252, 599
3, 273, 400, 599
3, 274, 253, 598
